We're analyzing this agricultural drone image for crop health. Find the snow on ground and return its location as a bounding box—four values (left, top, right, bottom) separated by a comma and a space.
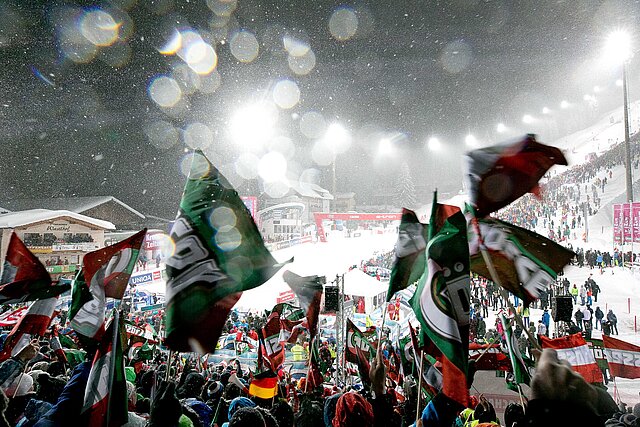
236, 231, 397, 310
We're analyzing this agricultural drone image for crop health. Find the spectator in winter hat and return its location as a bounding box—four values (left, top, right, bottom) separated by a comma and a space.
332, 392, 374, 426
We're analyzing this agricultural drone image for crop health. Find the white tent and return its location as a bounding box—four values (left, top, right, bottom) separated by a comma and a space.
343, 268, 388, 313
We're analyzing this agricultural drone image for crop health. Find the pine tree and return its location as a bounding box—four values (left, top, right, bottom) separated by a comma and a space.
393, 161, 417, 209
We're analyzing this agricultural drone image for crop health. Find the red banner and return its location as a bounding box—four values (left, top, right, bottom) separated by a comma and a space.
623, 203, 632, 243
633, 202, 640, 243
602, 335, 640, 379
541, 333, 603, 383
613, 204, 622, 244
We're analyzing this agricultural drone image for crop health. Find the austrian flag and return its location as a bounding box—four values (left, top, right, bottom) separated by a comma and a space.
541, 333, 602, 383
602, 336, 640, 379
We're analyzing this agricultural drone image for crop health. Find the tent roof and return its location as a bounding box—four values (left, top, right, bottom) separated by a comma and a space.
0, 209, 116, 230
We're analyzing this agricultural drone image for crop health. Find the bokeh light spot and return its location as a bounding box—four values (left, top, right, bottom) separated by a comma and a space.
235, 153, 260, 179
230, 30, 259, 63
440, 40, 472, 74
183, 122, 213, 149
272, 79, 301, 109
206, 0, 238, 17
159, 29, 182, 54
299, 111, 326, 139
144, 120, 179, 150
80, 9, 120, 47
329, 7, 358, 41
210, 206, 237, 228
283, 34, 310, 57
148, 75, 182, 107
288, 49, 316, 75
264, 181, 291, 198
215, 226, 242, 251
186, 41, 218, 75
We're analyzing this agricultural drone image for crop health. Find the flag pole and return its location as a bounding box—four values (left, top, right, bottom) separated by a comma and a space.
166, 350, 174, 381
106, 308, 120, 427
517, 384, 526, 408
470, 211, 542, 351
376, 304, 388, 352
414, 351, 424, 425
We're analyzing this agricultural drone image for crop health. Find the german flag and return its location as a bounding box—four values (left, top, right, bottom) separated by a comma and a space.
248, 370, 278, 399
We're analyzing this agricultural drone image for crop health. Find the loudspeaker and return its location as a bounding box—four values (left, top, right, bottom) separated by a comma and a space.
552, 296, 573, 322
324, 286, 339, 312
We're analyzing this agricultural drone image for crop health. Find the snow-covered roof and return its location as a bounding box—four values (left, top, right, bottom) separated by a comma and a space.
0, 196, 145, 219
287, 180, 334, 200
343, 268, 388, 298
0, 209, 116, 230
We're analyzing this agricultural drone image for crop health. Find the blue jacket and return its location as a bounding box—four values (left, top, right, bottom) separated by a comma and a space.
33, 362, 91, 427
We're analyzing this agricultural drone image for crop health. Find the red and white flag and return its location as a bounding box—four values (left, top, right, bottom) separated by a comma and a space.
541, 333, 603, 383
0, 297, 58, 361
602, 335, 640, 379
0, 306, 29, 327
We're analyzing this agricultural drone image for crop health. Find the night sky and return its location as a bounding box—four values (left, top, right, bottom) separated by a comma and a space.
1, 0, 639, 218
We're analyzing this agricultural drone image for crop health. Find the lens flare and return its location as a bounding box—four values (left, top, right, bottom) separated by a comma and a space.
148, 75, 182, 107
329, 7, 358, 41
159, 29, 182, 55
272, 79, 301, 109
299, 111, 326, 139
80, 9, 121, 47
288, 49, 316, 75
183, 122, 213, 149
230, 30, 259, 63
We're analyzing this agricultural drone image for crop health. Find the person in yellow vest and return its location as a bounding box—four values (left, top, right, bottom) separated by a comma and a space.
570, 283, 579, 304
291, 343, 306, 361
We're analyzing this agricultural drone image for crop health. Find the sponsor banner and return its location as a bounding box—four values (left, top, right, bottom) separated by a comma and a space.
140, 303, 164, 312
613, 204, 623, 244
52, 243, 101, 252
46, 264, 78, 274
266, 235, 313, 252
634, 202, 640, 243
277, 290, 296, 304
128, 270, 163, 286
623, 203, 632, 243
28, 247, 53, 254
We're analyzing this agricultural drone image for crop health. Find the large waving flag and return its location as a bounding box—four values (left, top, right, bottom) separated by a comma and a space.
82, 312, 127, 427
467, 210, 574, 304
0, 232, 69, 304
500, 314, 531, 388
260, 311, 286, 370
0, 297, 58, 361
388, 209, 428, 302
468, 342, 510, 372
165, 150, 290, 353
464, 134, 567, 217
83, 229, 146, 299
346, 318, 376, 387
410, 191, 470, 406
602, 336, 640, 379
69, 229, 145, 340
541, 333, 602, 383
282, 271, 323, 339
